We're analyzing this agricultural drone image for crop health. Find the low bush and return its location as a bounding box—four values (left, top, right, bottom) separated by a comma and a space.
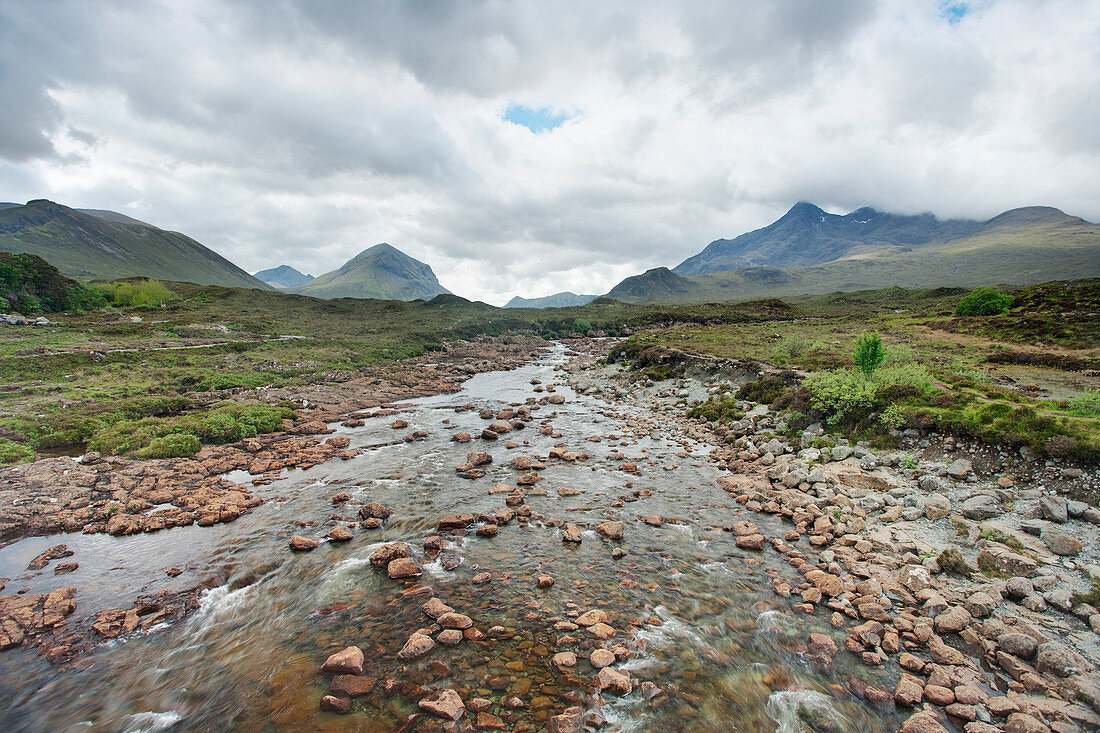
95, 279, 175, 308
89, 402, 295, 456
736, 372, 799, 406
955, 287, 1012, 316
136, 433, 201, 459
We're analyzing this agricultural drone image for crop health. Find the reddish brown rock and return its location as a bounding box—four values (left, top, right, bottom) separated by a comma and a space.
289, 535, 320, 551
321, 646, 365, 675
418, 688, 466, 720
331, 675, 377, 697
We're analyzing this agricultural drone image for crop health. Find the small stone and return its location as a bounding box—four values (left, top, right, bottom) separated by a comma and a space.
595, 667, 631, 695
289, 535, 320, 551
590, 649, 616, 668
320, 695, 351, 713
387, 558, 421, 579
398, 633, 436, 659
419, 688, 466, 721
321, 646, 365, 675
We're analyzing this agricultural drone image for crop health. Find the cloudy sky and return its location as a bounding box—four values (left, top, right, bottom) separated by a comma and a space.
1, 0, 1098, 304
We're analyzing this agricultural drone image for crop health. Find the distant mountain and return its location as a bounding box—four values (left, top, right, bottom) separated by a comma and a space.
292, 243, 450, 301
674, 202, 983, 275
607, 205, 1100, 304
0, 199, 272, 290
504, 292, 598, 308
255, 265, 314, 289
605, 267, 692, 302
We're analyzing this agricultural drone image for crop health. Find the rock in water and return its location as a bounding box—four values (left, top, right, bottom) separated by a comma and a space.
418, 688, 466, 720
321, 646, 365, 675
397, 632, 436, 659
290, 536, 320, 551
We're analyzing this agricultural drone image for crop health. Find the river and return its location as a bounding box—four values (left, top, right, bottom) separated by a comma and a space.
0, 343, 898, 732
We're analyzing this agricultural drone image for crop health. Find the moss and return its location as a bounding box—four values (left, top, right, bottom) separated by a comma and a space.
979, 528, 1026, 553
937, 548, 973, 577
687, 397, 744, 424
0, 438, 34, 466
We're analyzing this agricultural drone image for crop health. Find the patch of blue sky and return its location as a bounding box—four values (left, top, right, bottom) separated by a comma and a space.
503, 104, 570, 133
939, 1, 970, 24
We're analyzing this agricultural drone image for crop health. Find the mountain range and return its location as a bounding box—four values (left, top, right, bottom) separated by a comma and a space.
0, 200, 270, 290
254, 265, 314, 289
605, 203, 1100, 303
3, 197, 1097, 307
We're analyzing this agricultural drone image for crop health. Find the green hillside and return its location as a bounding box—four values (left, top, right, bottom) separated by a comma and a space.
292, 243, 450, 301
0, 200, 272, 290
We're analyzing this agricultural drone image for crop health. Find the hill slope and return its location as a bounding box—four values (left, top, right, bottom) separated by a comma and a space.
504, 292, 598, 308
605, 267, 693, 302
608, 206, 1100, 303
292, 243, 450, 301
255, 265, 314, 289
0, 200, 271, 289
674, 202, 983, 275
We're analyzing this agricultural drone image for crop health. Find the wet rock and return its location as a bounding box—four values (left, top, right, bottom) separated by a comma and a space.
553, 651, 577, 670
535, 574, 555, 588
370, 542, 412, 567
471, 571, 492, 584
423, 598, 453, 619
438, 612, 474, 629
576, 609, 609, 626
331, 674, 377, 697
475, 524, 499, 538
590, 649, 616, 668
595, 521, 624, 540
359, 502, 392, 520
895, 675, 924, 706
387, 558, 422, 579
325, 525, 352, 542
321, 646, 365, 675
549, 706, 584, 733
418, 688, 466, 721
27, 544, 74, 570
438, 514, 475, 531
437, 629, 463, 646
451, 433, 472, 443
561, 524, 582, 543
467, 451, 493, 466
477, 712, 506, 730
397, 633, 436, 659
54, 562, 78, 574
290, 536, 320, 551
587, 623, 616, 640
320, 695, 351, 713
595, 667, 631, 695
488, 420, 512, 434
898, 712, 949, 733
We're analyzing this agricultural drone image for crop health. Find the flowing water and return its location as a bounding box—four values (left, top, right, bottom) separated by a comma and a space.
0, 344, 901, 732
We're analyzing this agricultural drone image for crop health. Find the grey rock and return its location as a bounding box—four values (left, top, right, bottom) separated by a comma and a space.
1021, 595, 1047, 612
964, 592, 999, 619
924, 494, 952, 521
960, 494, 1002, 520
1018, 519, 1046, 536
1035, 641, 1084, 678
1005, 577, 1034, 599
1040, 526, 1083, 556
1040, 495, 1069, 523
918, 475, 940, 492
1067, 500, 1087, 517
1045, 589, 1075, 612
998, 632, 1038, 660
947, 459, 973, 478
831, 446, 853, 461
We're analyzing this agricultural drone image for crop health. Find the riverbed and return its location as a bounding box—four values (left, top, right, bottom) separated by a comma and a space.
0, 343, 898, 732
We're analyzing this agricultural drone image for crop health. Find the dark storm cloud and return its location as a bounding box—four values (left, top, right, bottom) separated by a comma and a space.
0, 0, 1097, 302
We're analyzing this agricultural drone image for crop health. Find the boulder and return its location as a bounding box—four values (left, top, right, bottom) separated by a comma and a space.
960, 494, 1002, 520
595, 521, 624, 540
1040, 525, 1083, 556
1039, 495, 1068, 523
595, 667, 631, 695
397, 633, 436, 660
924, 495, 952, 521
386, 558, 421, 579
369, 542, 412, 567
997, 632, 1038, 660
289, 536, 320, 551
358, 502, 392, 520
946, 459, 972, 479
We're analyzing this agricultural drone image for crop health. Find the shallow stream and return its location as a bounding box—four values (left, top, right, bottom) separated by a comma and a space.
0, 344, 901, 732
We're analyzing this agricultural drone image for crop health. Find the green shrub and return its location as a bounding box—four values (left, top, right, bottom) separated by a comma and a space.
879, 404, 907, 429
736, 372, 799, 406
96, 279, 175, 308
571, 318, 593, 334
89, 402, 294, 456
136, 433, 201, 459
0, 252, 105, 314
805, 369, 878, 424
774, 332, 812, 362
955, 287, 1012, 316
854, 332, 887, 376
0, 438, 34, 466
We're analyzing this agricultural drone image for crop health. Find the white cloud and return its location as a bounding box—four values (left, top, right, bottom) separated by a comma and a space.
0, 0, 1097, 304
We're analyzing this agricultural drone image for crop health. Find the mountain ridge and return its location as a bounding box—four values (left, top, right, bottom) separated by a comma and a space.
504, 292, 598, 308
0, 199, 272, 290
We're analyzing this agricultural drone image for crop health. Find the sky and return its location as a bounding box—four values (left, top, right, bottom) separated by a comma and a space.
1, 0, 1098, 305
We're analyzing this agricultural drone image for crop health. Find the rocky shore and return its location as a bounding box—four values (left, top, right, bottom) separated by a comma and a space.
557, 346, 1100, 733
